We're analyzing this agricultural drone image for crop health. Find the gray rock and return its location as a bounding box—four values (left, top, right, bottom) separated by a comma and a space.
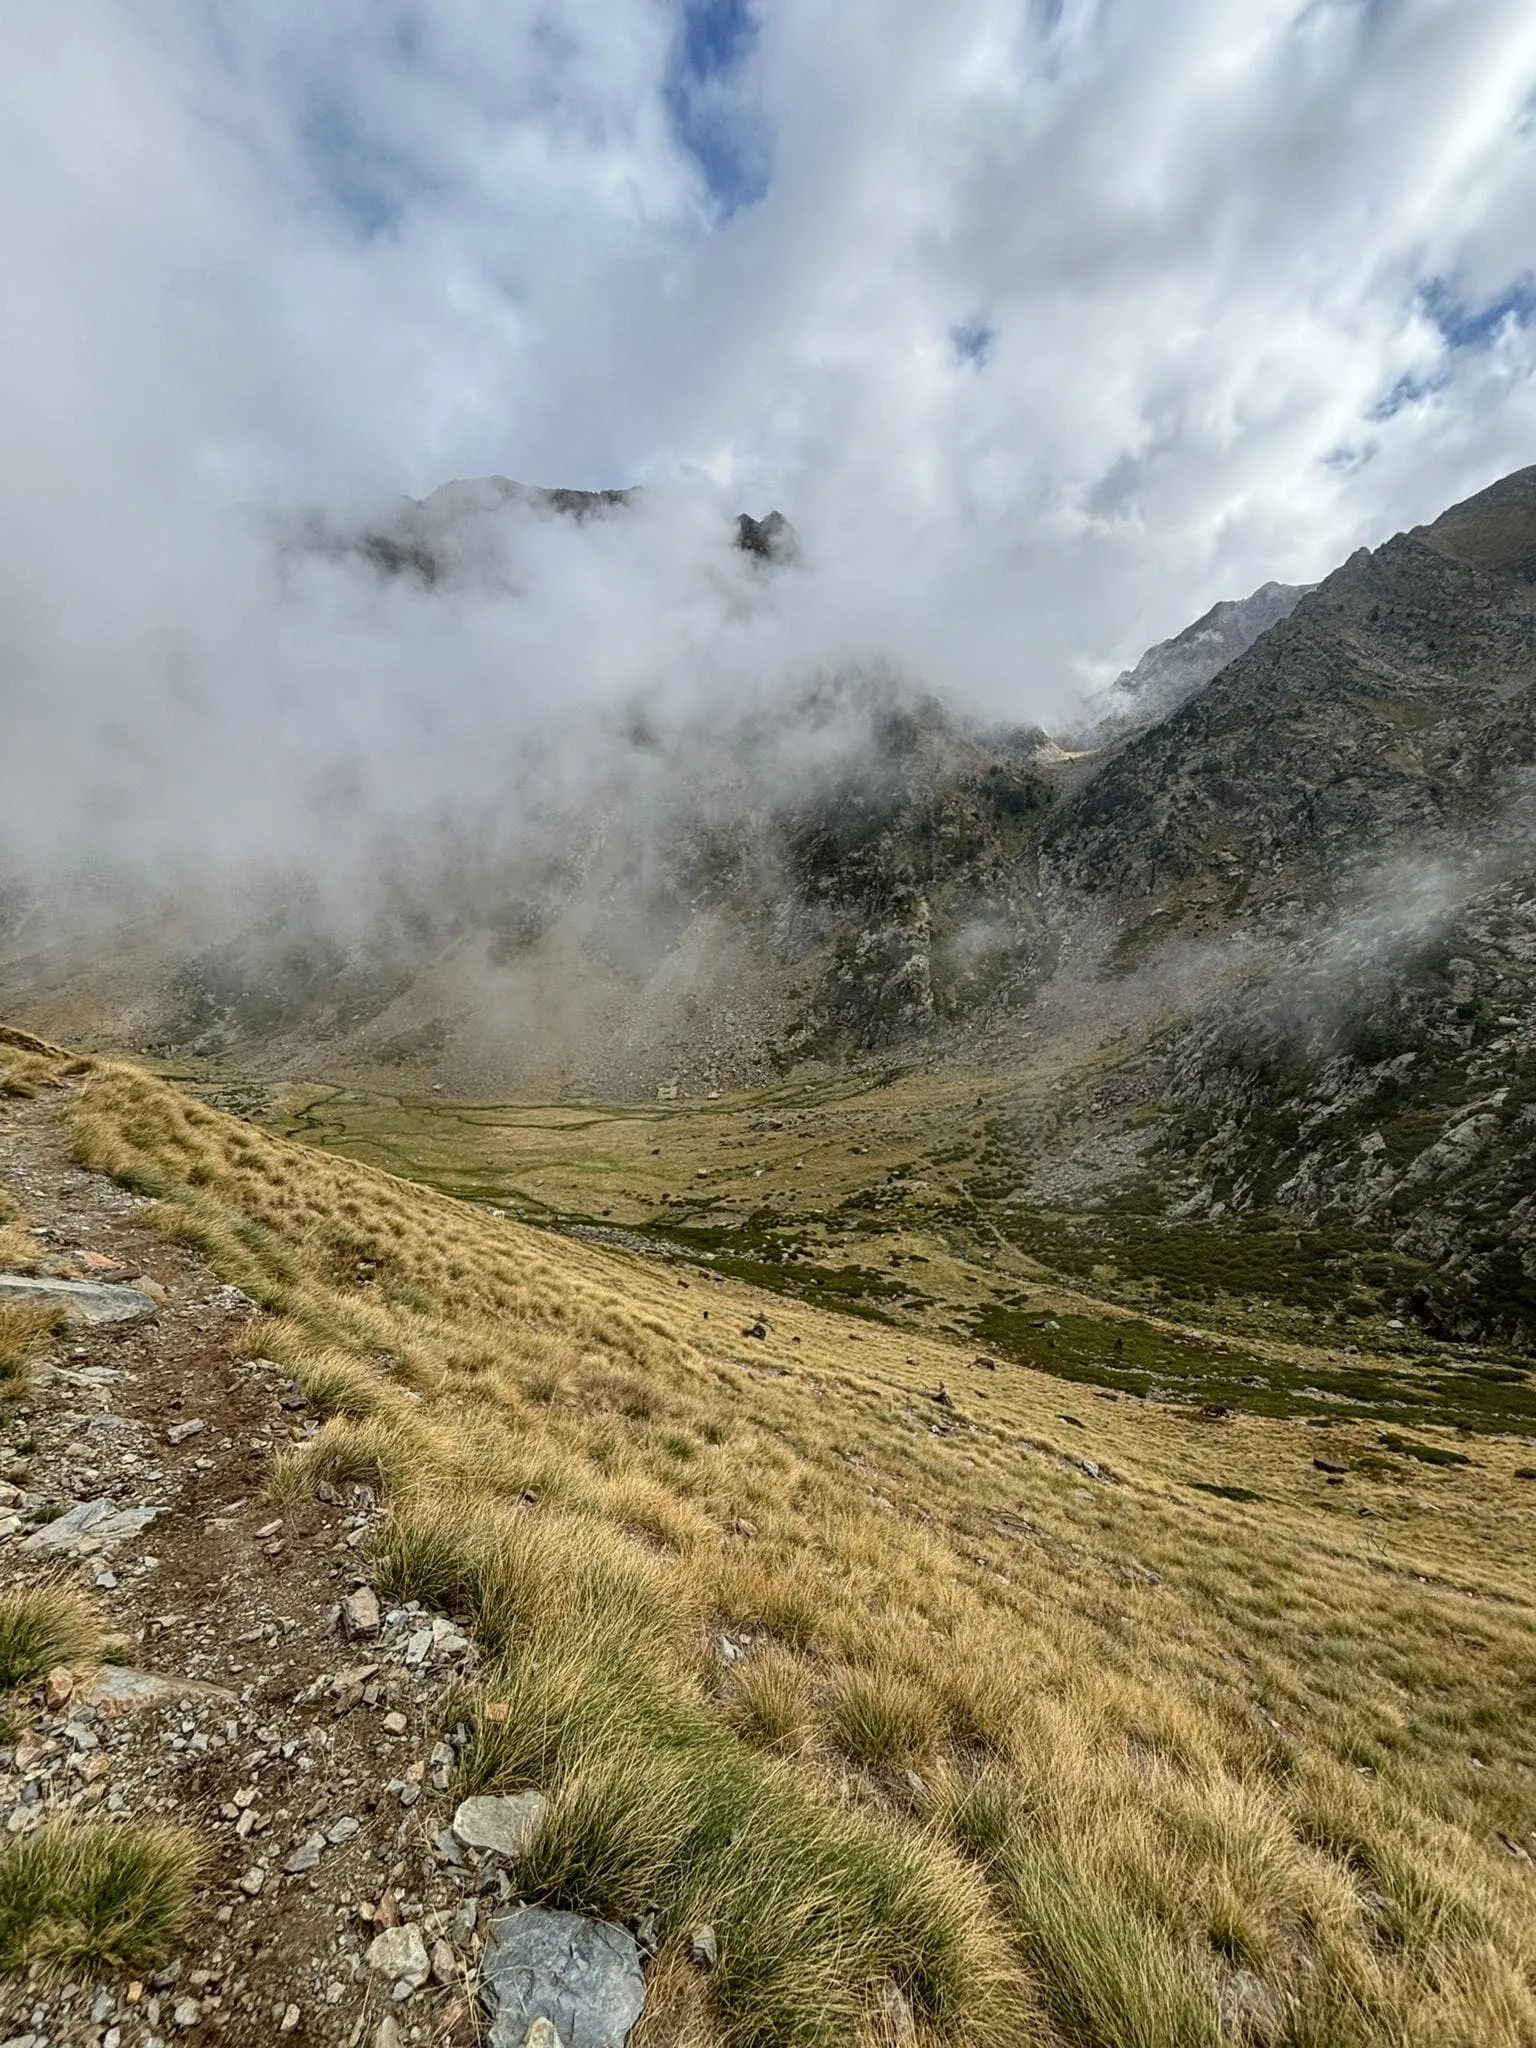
283, 1833, 326, 1874
1220, 1967, 1286, 2039
84, 1665, 233, 1713
688, 1924, 718, 1971
341, 1587, 381, 1638
165, 1420, 204, 1446
480, 1907, 646, 2048
366, 1922, 430, 1993
881, 1981, 917, 2043
0, 1274, 159, 1324
451, 1792, 549, 1861
22, 1499, 157, 1557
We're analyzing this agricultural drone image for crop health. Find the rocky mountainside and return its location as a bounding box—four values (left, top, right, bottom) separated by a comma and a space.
1095, 577, 1309, 733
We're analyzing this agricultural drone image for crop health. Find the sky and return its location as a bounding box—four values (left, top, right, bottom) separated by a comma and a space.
5, 0, 1536, 887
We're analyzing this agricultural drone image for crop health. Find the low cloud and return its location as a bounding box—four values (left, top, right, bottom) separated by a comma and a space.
4, 1, 1536, 916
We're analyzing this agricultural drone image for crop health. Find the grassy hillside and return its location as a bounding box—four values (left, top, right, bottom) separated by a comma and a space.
12, 1035, 1536, 2044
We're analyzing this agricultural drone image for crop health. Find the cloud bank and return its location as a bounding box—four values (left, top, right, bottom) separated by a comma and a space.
4, 0, 1536, 898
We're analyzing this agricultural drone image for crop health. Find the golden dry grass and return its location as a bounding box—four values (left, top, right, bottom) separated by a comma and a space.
0, 1821, 202, 1975
0, 1581, 103, 1692
8, 1040, 1531, 2045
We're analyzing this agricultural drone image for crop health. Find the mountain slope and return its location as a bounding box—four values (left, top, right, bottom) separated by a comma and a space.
6, 1031, 1535, 2046
1098, 577, 1310, 732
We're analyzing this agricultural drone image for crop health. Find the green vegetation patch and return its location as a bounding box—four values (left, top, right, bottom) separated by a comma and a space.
968, 1302, 1534, 1435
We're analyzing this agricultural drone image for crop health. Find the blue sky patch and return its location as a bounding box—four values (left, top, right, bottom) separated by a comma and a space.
1369, 369, 1446, 422
1420, 273, 1536, 351
292, 77, 413, 242
665, 0, 770, 217
951, 318, 996, 367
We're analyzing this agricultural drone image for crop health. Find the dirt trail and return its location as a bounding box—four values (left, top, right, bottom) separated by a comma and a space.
0, 1088, 484, 2047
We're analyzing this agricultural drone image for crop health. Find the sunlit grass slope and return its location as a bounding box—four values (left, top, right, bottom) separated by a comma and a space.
25, 1042, 1536, 2045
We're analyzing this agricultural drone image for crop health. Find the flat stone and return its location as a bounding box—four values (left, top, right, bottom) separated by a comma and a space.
688, 1924, 718, 1972
522, 2024, 564, 2048
85, 1665, 235, 1717
0, 1274, 159, 1325
881, 1982, 917, 2043
481, 1907, 646, 2048
284, 1833, 326, 1874
451, 1793, 549, 1861
366, 1922, 430, 1993
22, 1500, 157, 1558
165, 1420, 204, 1446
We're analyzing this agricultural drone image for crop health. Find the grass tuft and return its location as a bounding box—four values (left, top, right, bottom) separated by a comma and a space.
0, 1582, 102, 1692
0, 1302, 61, 1393
0, 1822, 201, 1974
825, 1669, 939, 1771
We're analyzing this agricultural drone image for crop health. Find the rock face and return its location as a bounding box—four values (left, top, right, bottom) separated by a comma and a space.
1097, 579, 1310, 734
479, 1907, 646, 2048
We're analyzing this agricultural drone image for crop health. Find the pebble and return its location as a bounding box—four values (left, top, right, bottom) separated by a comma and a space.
341, 1587, 381, 1639
366, 1922, 431, 1993
237, 1866, 266, 1896
164, 1420, 204, 1445
283, 1833, 326, 1874
689, 1924, 718, 1971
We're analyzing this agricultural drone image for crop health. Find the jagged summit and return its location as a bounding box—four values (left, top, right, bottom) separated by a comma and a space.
1098, 577, 1310, 733
275, 476, 798, 587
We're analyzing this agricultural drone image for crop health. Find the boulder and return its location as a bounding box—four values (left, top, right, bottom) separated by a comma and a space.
0, 1273, 159, 1325
480, 1907, 646, 2048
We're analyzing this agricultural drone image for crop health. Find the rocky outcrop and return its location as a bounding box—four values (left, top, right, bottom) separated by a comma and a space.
1098, 578, 1309, 733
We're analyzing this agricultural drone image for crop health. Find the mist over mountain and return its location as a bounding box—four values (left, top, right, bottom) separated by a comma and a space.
7, 461, 1536, 1335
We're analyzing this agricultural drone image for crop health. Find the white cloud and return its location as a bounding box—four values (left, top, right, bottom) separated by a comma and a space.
3, 0, 1536, 890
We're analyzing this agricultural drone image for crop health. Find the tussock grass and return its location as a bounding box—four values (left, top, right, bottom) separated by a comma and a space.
825, 1669, 939, 1771
38, 1050, 1536, 2045
0, 1582, 102, 1691
0, 1822, 201, 1974
726, 1650, 815, 1754
0, 1302, 59, 1394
